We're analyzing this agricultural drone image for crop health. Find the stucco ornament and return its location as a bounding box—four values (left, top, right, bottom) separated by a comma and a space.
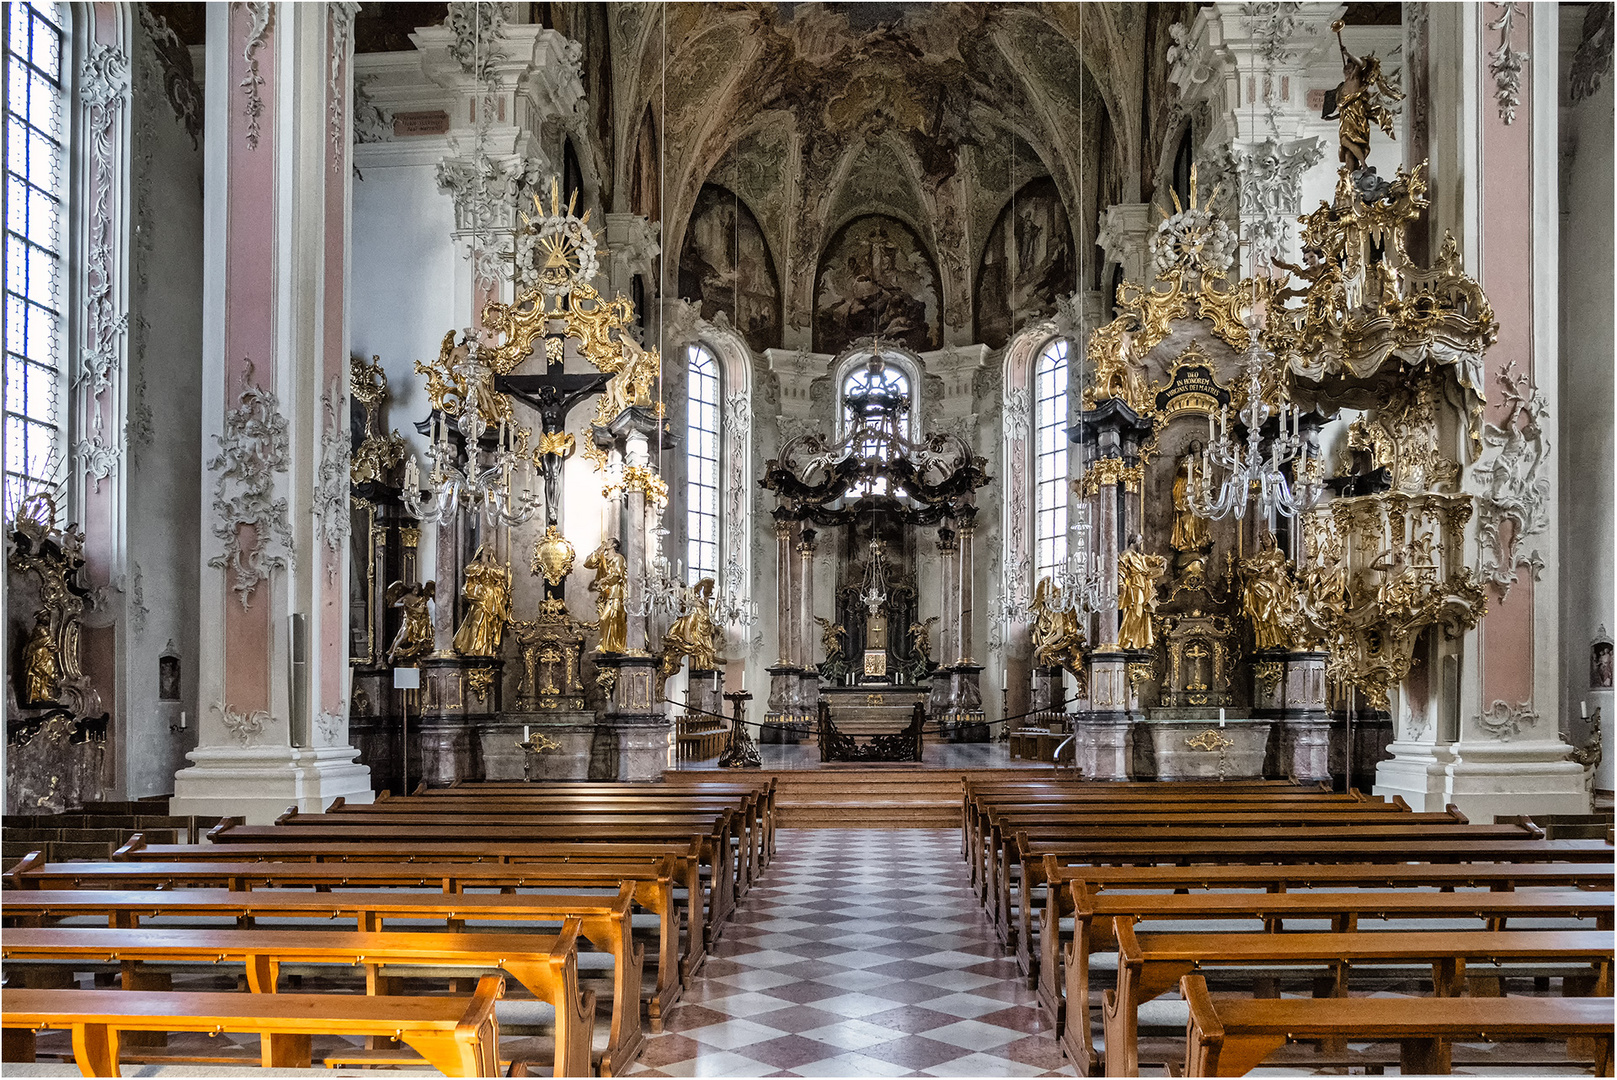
1486, 2, 1529, 125
327, 3, 361, 168
208, 362, 294, 608
315, 709, 344, 746
447, 1, 512, 81
138, 4, 202, 148
313, 377, 351, 582
1476, 699, 1537, 741
78, 42, 130, 408
75, 435, 119, 493
1474, 362, 1549, 599
240, 2, 274, 150
352, 78, 393, 144
213, 701, 274, 747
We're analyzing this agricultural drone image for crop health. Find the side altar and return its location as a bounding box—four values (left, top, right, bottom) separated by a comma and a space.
358, 181, 740, 785
1026, 37, 1527, 788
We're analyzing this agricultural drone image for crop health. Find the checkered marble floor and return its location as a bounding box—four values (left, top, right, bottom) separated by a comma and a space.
627, 828, 1072, 1078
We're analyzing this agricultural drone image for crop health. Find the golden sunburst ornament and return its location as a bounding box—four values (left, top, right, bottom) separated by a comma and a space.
516, 177, 603, 306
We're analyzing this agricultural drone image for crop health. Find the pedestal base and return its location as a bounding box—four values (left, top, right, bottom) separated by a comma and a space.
170, 745, 373, 824
1072, 712, 1132, 780
488, 713, 596, 781
1375, 739, 1590, 817
594, 654, 673, 781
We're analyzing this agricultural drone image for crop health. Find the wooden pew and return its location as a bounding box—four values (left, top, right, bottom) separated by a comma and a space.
112, 836, 709, 982
1049, 883, 1615, 1069
3, 854, 688, 1028
0, 975, 507, 1077
413, 779, 779, 865
205, 817, 740, 934
1179, 973, 1616, 1077
314, 797, 766, 896
1102, 921, 1615, 1077
3, 886, 646, 1075
1003, 831, 1611, 959
979, 805, 1473, 927
2, 925, 599, 1077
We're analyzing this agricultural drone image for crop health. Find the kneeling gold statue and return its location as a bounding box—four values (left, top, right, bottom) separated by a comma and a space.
662, 578, 720, 676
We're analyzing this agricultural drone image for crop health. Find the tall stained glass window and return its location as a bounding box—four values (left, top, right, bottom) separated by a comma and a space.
685, 344, 720, 585
1034, 339, 1070, 581
4, 3, 68, 506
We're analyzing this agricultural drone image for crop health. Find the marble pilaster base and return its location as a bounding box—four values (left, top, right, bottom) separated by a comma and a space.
942, 665, 987, 741
763, 664, 809, 742
1277, 719, 1333, 784
1250, 650, 1287, 714
170, 745, 374, 824
685, 670, 724, 720
1072, 712, 1132, 780
595, 654, 673, 781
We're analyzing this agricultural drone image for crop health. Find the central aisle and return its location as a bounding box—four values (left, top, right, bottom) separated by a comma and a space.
627, 829, 1073, 1077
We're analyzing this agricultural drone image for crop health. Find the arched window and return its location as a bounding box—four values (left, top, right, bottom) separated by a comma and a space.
841, 356, 913, 497
3, 3, 68, 504
685, 343, 720, 585
1034, 339, 1070, 582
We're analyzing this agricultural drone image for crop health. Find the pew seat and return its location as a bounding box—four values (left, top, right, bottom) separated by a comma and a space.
1180, 973, 1616, 1077
0, 977, 506, 1077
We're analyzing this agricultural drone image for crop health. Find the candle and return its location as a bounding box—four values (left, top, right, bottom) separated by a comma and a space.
1207, 411, 1215, 442
179, 710, 187, 730
1581, 700, 1588, 719
1218, 707, 1226, 728
740, 669, 745, 692
523, 725, 531, 741
1001, 669, 1008, 693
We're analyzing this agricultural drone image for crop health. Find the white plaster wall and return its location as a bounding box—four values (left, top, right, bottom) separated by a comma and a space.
1558, 56, 1614, 792
349, 156, 456, 577
123, 48, 205, 798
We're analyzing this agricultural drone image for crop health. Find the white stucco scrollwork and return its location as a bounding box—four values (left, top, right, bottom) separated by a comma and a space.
208, 361, 294, 608
1474, 362, 1549, 599
75, 435, 120, 493
78, 42, 130, 411
447, 1, 513, 81
315, 709, 344, 746
314, 377, 351, 581
240, 2, 274, 151
328, 2, 361, 169
213, 700, 274, 747
1477, 699, 1537, 741
1487, 2, 1529, 126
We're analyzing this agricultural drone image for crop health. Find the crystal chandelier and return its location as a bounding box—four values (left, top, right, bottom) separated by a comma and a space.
1187, 322, 1321, 523
1046, 505, 1114, 616
628, 527, 689, 619
402, 411, 539, 527
713, 556, 759, 628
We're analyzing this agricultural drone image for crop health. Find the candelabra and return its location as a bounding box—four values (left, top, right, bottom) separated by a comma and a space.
402, 413, 541, 528
1187, 332, 1321, 523
628, 527, 690, 619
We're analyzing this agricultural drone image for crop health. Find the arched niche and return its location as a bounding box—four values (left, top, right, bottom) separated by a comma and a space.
678, 184, 782, 353
814, 215, 941, 357
974, 177, 1077, 349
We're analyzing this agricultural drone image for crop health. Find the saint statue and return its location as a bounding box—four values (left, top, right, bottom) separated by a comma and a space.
1323, 20, 1403, 174
908, 617, 939, 665
815, 616, 847, 668
21, 610, 60, 706
1029, 578, 1086, 675
1116, 539, 1167, 651
452, 547, 511, 658
585, 537, 629, 654
1241, 531, 1299, 652
662, 578, 720, 676
385, 580, 436, 664
1170, 449, 1211, 552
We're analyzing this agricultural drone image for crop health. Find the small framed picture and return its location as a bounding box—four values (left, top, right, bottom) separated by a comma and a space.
1592, 630, 1613, 690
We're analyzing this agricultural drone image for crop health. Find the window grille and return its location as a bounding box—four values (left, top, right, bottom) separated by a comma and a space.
1034, 339, 1070, 582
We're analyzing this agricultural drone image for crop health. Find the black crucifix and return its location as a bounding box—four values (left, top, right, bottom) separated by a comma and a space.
494, 337, 608, 530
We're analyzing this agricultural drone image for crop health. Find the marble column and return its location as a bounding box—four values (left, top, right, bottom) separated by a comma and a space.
797, 528, 820, 718
765, 519, 802, 728
172, 2, 372, 822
